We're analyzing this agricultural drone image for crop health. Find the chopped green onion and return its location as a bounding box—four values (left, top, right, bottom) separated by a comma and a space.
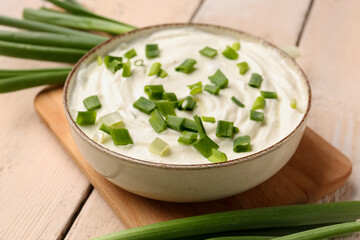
183, 118, 198, 132
178, 96, 196, 111
231, 96, 245, 108
199, 46, 217, 58
158, 68, 168, 78
233, 126, 240, 134
187, 81, 202, 89
175, 58, 197, 74
248, 73, 263, 88
178, 131, 198, 145
290, 98, 297, 109
208, 69, 228, 89
83, 95, 101, 111
155, 100, 176, 116
145, 44, 159, 58
193, 135, 219, 158
232, 42, 241, 51
166, 115, 185, 131
104, 55, 123, 73
190, 86, 202, 95
194, 115, 207, 137
216, 120, 234, 138
93, 131, 106, 144
208, 149, 228, 163
250, 110, 264, 122
222, 45, 238, 60
134, 59, 144, 66
202, 116, 215, 123
110, 128, 133, 145
124, 48, 137, 59
163, 92, 178, 102
148, 109, 167, 133
122, 60, 131, 77
144, 85, 164, 100
233, 135, 252, 153
133, 96, 156, 114
204, 84, 221, 95
237, 62, 249, 75
261, 91, 278, 99
97, 56, 102, 65
148, 62, 161, 76
76, 111, 96, 125
98, 112, 123, 127
252, 96, 266, 110
148, 137, 169, 156
99, 123, 111, 135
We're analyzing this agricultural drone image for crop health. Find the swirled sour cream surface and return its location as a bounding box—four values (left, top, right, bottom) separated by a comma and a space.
69, 27, 308, 164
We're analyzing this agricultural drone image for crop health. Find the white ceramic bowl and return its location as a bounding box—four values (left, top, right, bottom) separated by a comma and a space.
63, 23, 311, 202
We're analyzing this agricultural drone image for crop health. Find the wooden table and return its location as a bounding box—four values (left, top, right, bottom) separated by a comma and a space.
1, 0, 359, 239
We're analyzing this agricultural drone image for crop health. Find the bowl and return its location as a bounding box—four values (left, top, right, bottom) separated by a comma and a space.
63, 23, 311, 202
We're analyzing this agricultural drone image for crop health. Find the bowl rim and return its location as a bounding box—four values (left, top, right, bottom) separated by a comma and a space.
63, 22, 311, 170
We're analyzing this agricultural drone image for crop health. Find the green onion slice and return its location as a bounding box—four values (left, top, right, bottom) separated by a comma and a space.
231, 96, 245, 108
148, 137, 169, 156
175, 58, 197, 74
187, 81, 202, 89
237, 62, 249, 75
208, 149, 228, 163
104, 55, 123, 73
216, 120, 234, 138
193, 135, 219, 158
232, 42, 241, 51
148, 109, 167, 133
155, 100, 176, 116
158, 68, 168, 78
148, 62, 161, 76
261, 91, 278, 99
124, 48, 137, 59
163, 92, 178, 102
252, 96, 266, 110
201, 116, 215, 123
199, 46, 217, 58
248, 73, 263, 88
183, 118, 198, 132
145, 44, 159, 58
233, 135, 252, 153
166, 115, 185, 132
190, 86, 202, 95
178, 96, 196, 111
144, 84, 164, 100
133, 96, 156, 114
233, 126, 240, 134
97, 56, 102, 65
222, 45, 238, 60
178, 131, 198, 145
122, 60, 131, 77
99, 123, 111, 135
110, 128, 133, 145
83, 95, 101, 111
76, 111, 96, 125
250, 110, 264, 122
208, 69, 228, 89
204, 84, 221, 95
194, 115, 207, 137
98, 111, 124, 127
93, 131, 106, 144
134, 59, 144, 66
290, 98, 297, 109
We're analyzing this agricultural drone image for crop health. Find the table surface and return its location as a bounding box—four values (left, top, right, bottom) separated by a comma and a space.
1, 0, 359, 239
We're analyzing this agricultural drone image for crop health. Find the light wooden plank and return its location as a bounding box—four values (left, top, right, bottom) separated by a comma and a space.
65, 190, 125, 240
297, 0, 360, 202
192, 0, 311, 45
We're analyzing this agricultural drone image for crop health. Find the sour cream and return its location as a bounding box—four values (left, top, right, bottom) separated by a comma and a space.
68, 27, 308, 165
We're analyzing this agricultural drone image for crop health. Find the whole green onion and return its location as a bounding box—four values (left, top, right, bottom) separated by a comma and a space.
0, 67, 71, 79
23, 8, 135, 35
0, 40, 86, 63
93, 201, 360, 240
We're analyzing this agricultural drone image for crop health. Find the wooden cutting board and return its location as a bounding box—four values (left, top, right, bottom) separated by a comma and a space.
34, 87, 352, 229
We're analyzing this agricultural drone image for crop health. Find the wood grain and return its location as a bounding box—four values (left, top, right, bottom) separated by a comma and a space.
192, 0, 311, 45
34, 87, 352, 231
